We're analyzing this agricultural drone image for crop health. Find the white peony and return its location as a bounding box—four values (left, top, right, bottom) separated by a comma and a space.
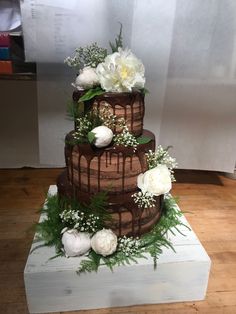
96, 48, 145, 92
91, 125, 113, 148
62, 229, 91, 257
72, 66, 99, 90
137, 164, 172, 196
91, 229, 117, 257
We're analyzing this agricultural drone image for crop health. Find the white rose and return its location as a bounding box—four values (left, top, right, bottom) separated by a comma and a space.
72, 66, 99, 90
91, 125, 113, 148
62, 229, 91, 257
96, 48, 145, 92
137, 164, 172, 196
91, 229, 117, 257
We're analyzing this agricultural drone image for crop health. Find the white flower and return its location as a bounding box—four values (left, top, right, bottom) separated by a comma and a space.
91, 125, 113, 148
91, 229, 117, 256
62, 229, 91, 257
137, 164, 172, 196
96, 48, 145, 92
72, 66, 99, 90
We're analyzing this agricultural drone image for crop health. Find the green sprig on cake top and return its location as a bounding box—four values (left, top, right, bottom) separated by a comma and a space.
65, 24, 145, 95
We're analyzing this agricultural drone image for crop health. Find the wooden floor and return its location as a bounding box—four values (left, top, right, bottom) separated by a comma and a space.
0, 168, 236, 314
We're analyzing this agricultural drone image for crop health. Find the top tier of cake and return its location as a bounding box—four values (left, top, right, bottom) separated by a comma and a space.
73, 90, 145, 136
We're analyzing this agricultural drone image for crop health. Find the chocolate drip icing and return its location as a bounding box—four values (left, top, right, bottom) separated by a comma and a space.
78, 154, 82, 188
65, 130, 155, 194
73, 91, 145, 136
122, 154, 126, 192
58, 91, 163, 237
97, 155, 101, 191
57, 170, 163, 237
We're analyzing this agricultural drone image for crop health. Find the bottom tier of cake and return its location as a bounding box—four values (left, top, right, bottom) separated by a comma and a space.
57, 171, 163, 237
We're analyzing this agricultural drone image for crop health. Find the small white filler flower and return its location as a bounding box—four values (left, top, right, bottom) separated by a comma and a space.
91, 125, 113, 148
62, 229, 91, 257
91, 228, 117, 256
137, 164, 172, 196
72, 66, 99, 90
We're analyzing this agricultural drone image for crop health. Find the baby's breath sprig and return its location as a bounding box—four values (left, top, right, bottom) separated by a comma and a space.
118, 236, 142, 256
146, 146, 178, 181
113, 126, 138, 151
94, 104, 117, 130
60, 209, 100, 233
64, 42, 107, 69
93, 104, 126, 132
71, 109, 104, 143
131, 191, 156, 209
72, 115, 92, 143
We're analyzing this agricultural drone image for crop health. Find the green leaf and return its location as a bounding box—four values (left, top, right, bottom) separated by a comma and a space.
78, 87, 104, 102
66, 100, 83, 121
137, 136, 152, 145
109, 22, 123, 53
140, 87, 149, 95
87, 131, 96, 144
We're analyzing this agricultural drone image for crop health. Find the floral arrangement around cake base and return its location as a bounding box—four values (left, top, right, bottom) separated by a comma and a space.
34, 192, 188, 275
33, 25, 188, 274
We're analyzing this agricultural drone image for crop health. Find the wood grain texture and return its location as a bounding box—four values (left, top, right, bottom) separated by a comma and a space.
0, 168, 236, 314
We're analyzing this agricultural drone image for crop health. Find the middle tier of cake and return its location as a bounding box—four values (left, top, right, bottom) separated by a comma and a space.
57, 171, 163, 237
65, 130, 155, 195
57, 129, 164, 236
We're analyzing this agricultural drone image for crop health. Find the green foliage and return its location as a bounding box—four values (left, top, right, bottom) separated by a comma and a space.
89, 191, 111, 226
137, 136, 152, 145
34, 192, 110, 255
69, 110, 103, 145
65, 137, 86, 147
87, 131, 96, 144
87, 110, 104, 129
145, 146, 178, 182
66, 100, 84, 121
109, 23, 123, 53
139, 196, 184, 268
35, 193, 187, 275
140, 87, 149, 95
78, 87, 104, 102
35, 195, 64, 254
61, 191, 110, 230
77, 195, 189, 274
77, 246, 146, 275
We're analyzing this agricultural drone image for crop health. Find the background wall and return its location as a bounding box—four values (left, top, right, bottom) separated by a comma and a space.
0, 79, 39, 168
1, 0, 235, 172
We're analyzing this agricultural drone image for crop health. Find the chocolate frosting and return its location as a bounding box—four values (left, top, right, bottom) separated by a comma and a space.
65, 130, 155, 195
57, 91, 163, 237
73, 90, 145, 136
57, 170, 163, 237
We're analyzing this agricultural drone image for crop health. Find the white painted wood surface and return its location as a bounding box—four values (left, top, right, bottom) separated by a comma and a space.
24, 185, 211, 314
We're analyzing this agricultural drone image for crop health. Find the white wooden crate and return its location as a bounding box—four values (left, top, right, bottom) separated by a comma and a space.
24, 185, 211, 313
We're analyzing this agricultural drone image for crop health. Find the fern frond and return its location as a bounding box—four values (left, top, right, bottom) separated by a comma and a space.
109, 23, 123, 53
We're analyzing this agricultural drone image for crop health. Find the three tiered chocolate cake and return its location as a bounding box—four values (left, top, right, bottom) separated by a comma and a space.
57, 90, 163, 237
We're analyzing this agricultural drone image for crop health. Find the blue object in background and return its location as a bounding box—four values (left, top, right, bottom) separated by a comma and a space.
0, 47, 10, 60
